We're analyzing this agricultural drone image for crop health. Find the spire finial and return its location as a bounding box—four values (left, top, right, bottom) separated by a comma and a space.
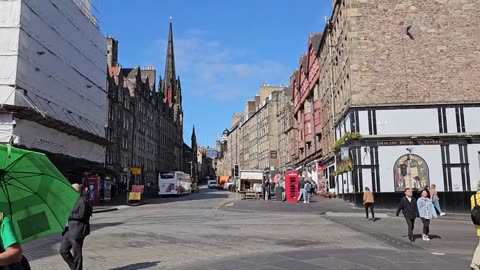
169, 16, 173, 23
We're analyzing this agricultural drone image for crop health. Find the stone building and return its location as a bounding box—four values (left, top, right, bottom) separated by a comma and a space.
276, 85, 295, 173
241, 85, 283, 171
223, 85, 284, 178
123, 66, 159, 185
321, 0, 480, 211
106, 21, 184, 188
182, 143, 192, 176
159, 22, 184, 172
106, 62, 134, 186
225, 116, 243, 174
293, 33, 323, 184
215, 129, 229, 177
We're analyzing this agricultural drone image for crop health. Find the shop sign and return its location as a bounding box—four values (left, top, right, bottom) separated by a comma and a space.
377, 139, 443, 146
128, 192, 141, 201
131, 167, 142, 175
340, 147, 350, 161
131, 185, 144, 193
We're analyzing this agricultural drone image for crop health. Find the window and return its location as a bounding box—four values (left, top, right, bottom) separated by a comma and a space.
123, 137, 128, 150
108, 106, 114, 120
393, 154, 429, 192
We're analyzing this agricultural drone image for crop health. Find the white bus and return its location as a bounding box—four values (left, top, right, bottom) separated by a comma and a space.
158, 171, 192, 195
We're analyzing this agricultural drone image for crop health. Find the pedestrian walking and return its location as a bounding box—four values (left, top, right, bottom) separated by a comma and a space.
363, 187, 375, 221
430, 184, 446, 216
60, 184, 93, 270
470, 181, 480, 270
297, 178, 306, 203
263, 180, 270, 201
396, 188, 418, 242
304, 181, 312, 203
417, 190, 437, 241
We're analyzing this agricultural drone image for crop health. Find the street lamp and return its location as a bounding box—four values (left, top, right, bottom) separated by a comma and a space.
406, 147, 413, 189
187, 161, 194, 183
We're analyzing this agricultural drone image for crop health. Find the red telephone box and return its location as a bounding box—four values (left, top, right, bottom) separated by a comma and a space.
285, 170, 299, 202
87, 175, 100, 206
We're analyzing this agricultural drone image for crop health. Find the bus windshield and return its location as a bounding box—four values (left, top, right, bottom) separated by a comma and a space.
160, 173, 174, 179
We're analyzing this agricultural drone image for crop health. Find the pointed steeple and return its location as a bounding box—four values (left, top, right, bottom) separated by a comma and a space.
191, 126, 197, 146
164, 17, 176, 85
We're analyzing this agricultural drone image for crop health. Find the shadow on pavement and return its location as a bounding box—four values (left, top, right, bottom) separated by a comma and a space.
411, 234, 443, 240
91, 222, 123, 232
146, 189, 230, 205
109, 261, 161, 270
24, 222, 125, 261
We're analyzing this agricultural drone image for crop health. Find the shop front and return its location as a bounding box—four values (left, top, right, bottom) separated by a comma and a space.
334, 105, 480, 213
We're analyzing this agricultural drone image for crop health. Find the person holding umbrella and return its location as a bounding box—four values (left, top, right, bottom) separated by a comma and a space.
0, 213, 27, 268
60, 184, 92, 270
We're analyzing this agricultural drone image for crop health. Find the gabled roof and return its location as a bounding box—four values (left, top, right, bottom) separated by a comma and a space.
300, 55, 307, 72
310, 33, 323, 55
120, 68, 136, 79
284, 86, 293, 97
141, 69, 156, 91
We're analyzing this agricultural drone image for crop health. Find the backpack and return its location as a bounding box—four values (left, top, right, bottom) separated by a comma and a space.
472, 194, 480, 225
0, 213, 31, 270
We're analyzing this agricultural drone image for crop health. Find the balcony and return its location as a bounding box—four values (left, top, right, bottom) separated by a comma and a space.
315, 124, 322, 135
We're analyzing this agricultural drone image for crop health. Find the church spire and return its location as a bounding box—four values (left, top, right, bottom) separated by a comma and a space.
164, 18, 176, 84
191, 126, 197, 145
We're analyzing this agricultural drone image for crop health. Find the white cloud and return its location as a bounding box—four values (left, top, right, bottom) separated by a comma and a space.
145, 30, 291, 101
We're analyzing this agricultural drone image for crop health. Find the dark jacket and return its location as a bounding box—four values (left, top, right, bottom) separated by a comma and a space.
396, 196, 418, 219
298, 180, 306, 191
65, 194, 92, 240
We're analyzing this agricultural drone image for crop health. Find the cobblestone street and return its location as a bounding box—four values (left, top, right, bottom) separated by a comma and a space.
24, 189, 473, 269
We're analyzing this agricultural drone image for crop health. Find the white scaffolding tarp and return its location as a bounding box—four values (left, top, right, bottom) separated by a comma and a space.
14, 119, 105, 163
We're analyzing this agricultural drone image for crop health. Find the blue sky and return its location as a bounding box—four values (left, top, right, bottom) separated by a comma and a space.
98, 0, 332, 147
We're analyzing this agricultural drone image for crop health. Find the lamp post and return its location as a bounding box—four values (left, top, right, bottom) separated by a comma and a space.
188, 161, 193, 180
406, 147, 413, 189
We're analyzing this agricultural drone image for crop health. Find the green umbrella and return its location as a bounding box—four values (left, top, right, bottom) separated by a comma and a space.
0, 144, 79, 243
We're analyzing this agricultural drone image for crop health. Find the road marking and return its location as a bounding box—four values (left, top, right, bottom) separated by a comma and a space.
225, 203, 235, 207
431, 252, 445, 256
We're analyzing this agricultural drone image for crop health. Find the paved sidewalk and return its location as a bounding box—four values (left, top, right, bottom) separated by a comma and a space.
174, 248, 469, 270
222, 195, 470, 221
92, 191, 156, 213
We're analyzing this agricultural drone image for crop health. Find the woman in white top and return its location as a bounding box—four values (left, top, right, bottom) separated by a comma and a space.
417, 190, 437, 241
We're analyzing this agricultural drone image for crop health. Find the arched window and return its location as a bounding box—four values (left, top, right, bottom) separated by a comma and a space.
393, 154, 429, 192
